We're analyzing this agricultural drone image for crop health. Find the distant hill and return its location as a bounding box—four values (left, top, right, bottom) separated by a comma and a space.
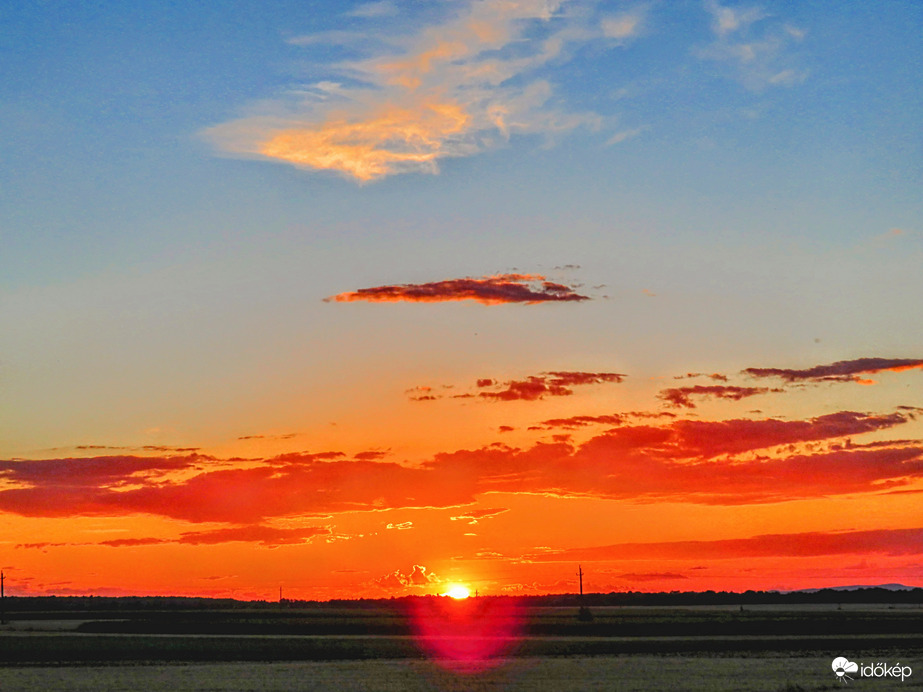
785, 583, 919, 594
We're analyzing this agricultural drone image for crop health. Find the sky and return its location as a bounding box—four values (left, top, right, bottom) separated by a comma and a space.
1, 0, 922, 600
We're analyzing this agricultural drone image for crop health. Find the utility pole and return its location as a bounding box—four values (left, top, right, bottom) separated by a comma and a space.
576, 565, 592, 622
1, 570, 5, 625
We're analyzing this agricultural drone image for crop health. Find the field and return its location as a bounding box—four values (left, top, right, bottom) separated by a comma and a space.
1, 601, 921, 691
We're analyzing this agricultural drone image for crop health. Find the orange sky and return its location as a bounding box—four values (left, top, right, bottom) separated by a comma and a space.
2, 1, 922, 601
3, 356, 922, 600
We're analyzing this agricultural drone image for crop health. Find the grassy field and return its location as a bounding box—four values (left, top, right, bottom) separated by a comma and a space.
0, 656, 921, 692
0, 603, 920, 690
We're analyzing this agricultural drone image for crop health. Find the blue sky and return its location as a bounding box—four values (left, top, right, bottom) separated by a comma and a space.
3, 1, 922, 452
1, 1, 922, 598
2, 2, 919, 290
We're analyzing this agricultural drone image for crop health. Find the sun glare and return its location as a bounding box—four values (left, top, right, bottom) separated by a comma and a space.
444, 584, 470, 599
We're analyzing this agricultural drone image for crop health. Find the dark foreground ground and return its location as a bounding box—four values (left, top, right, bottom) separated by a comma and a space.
1, 602, 920, 690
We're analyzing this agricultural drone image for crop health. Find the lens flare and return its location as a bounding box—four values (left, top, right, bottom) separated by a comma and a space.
409, 595, 524, 673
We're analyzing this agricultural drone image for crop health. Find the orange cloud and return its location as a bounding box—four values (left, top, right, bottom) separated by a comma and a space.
260, 101, 471, 181
205, 0, 615, 180
2, 411, 918, 522
326, 274, 589, 304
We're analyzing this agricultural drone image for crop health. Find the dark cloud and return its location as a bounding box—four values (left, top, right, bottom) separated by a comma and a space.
0, 455, 196, 489
537, 414, 625, 430
354, 451, 389, 461
529, 527, 923, 562
744, 357, 923, 383
174, 525, 329, 546
99, 537, 165, 548
654, 411, 908, 458
414, 371, 626, 403
325, 274, 589, 305
140, 445, 201, 453
21, 525, 329, 549
674, 373, 729, 382
479, 371, 626, 401
658, 385, 781, 409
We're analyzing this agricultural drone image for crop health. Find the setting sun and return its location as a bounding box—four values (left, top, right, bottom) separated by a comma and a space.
443, 585, 471, 600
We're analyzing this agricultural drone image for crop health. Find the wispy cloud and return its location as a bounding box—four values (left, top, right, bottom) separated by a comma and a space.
410, 370, 624, 402
743, 357, 923, 384
698, 0, 807, 90
347, 1, 399, 19
601, 7, 648, 42
658, 384, 780, 409
704, 0, 764, 36
605, 125, 647, 146
206, 0, 614, 181
326, 274, 589, 304
450, 507, 509, 524
106, 525, 329, 548
529, 527, 923, 561
20, 525, 330, 549
203, 0, 810, 179
536, 413, 625, 430
479, 371, 625, 401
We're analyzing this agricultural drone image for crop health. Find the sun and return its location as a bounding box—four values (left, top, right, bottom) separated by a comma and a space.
443, 584, 471, 600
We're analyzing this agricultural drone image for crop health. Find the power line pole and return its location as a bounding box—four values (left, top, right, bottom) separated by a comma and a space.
576, 565, 592, 622
1, 570, 6, 625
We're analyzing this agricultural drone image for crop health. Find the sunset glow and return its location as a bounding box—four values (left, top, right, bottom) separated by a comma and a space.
1, 1, 920, 603
444, 585, 471, 600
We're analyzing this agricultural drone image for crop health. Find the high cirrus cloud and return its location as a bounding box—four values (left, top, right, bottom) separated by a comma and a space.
743, 357, 923, 384
1, 411, 919, 524
326, 274, 589, 304
199, 1, 810, 181
203, 0, 651, 181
